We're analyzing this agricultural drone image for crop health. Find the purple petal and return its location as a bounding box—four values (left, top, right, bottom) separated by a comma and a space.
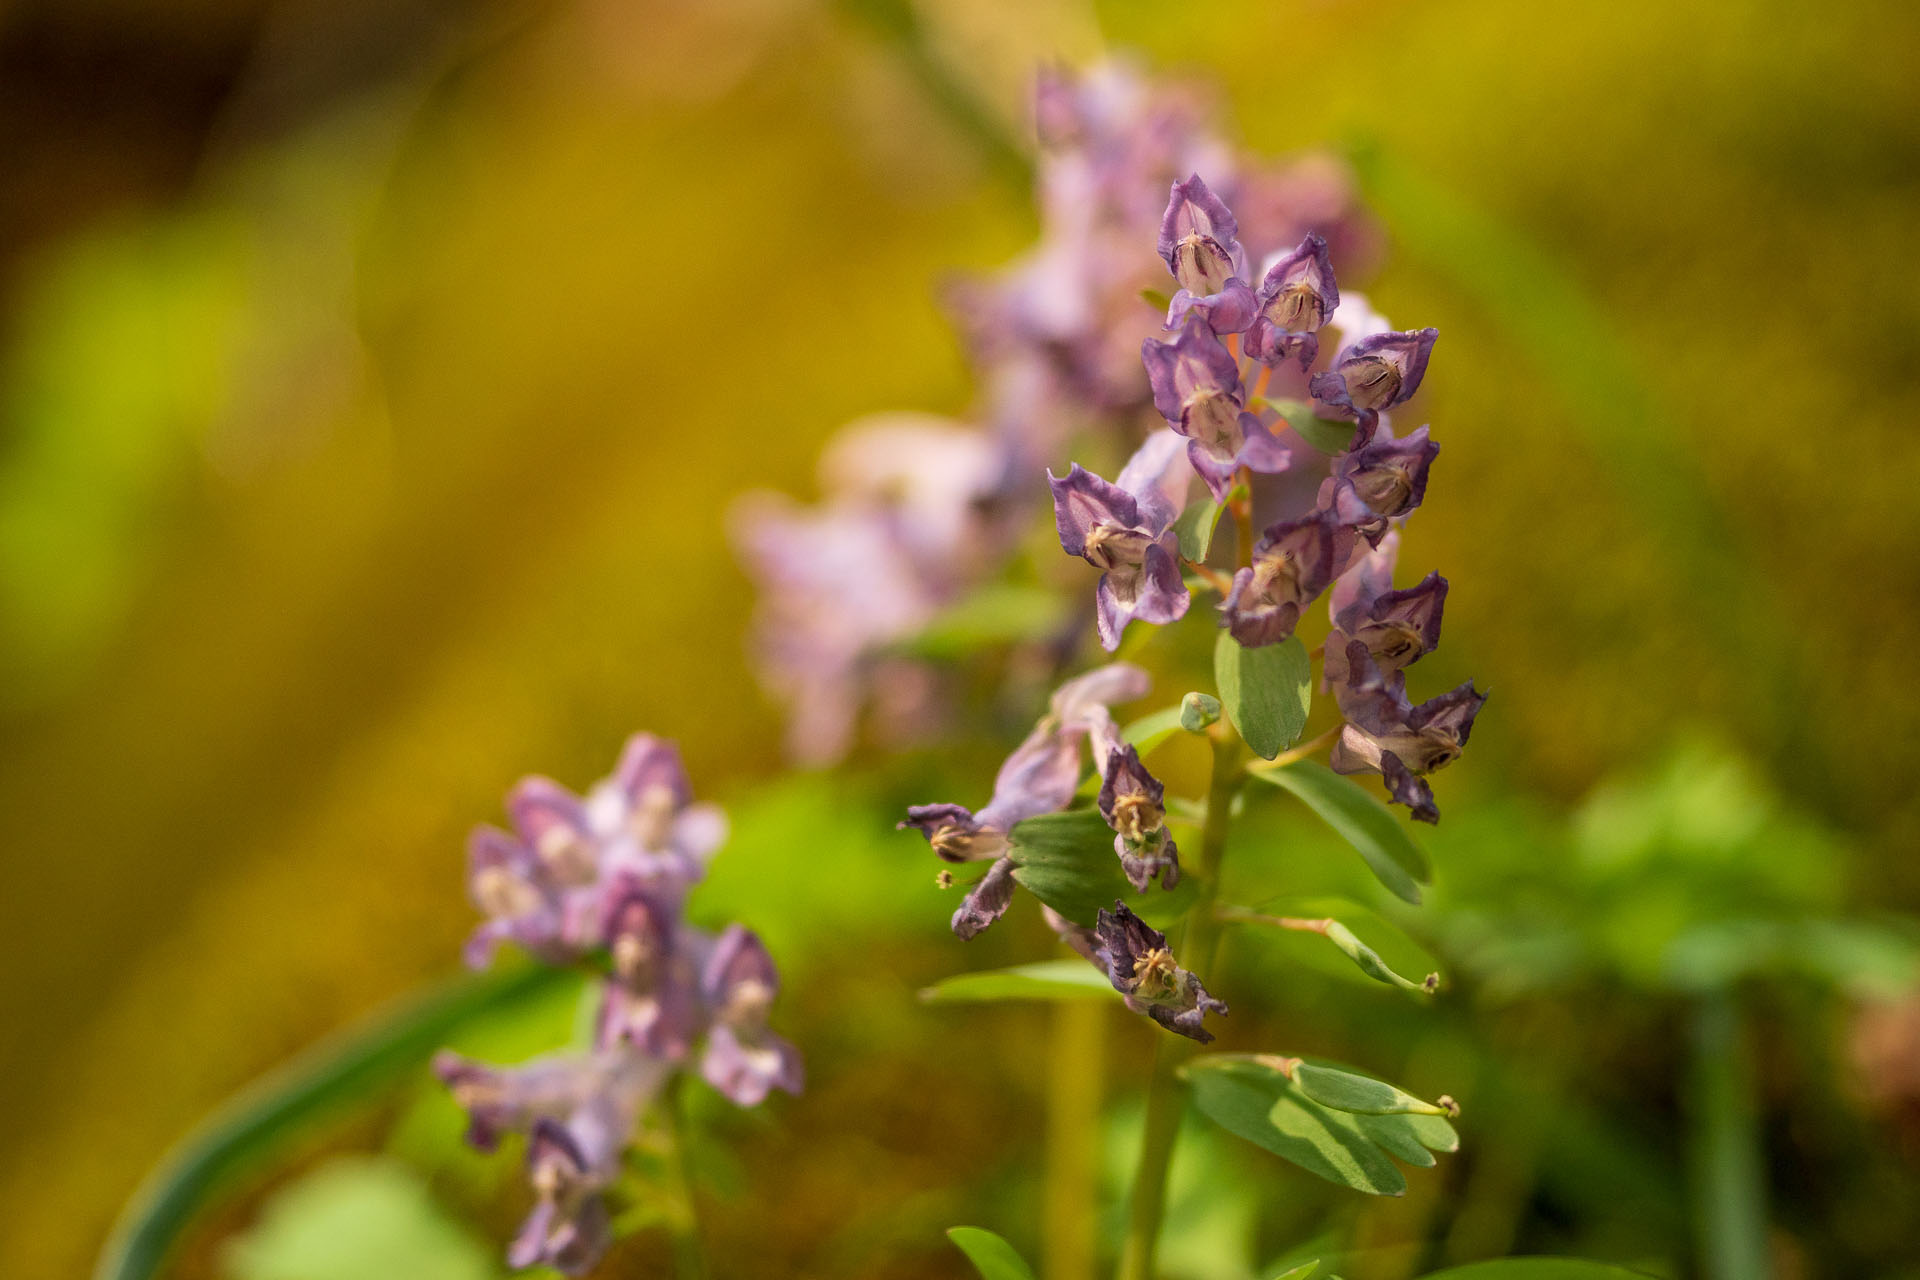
952, 856, 1019, 939
1049, 464, 1143, 560
1157, 174, 1244, 296
1165, 276, 1257, 334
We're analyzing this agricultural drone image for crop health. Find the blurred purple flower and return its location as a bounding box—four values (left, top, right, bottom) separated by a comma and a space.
700, 925, 804, 1106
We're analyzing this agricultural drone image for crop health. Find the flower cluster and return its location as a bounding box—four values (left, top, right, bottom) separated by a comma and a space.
1052, 171, 1485, 821
736, 62, 1379, 767
438, 735, 801, 1274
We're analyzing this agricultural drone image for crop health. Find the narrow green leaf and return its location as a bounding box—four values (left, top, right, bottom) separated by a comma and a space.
920, 960, 1117, 1004
1182, 1056, 1457, 1197
1264, 399, 1359, 455
1293, 1063, 1454, 1116
1139, 287, 1172, 313
947, 1226, 1038, 1280
1173, 496, 1224, 562
1250, 762, 1429, 903
1271, 1266, 1320, 1280
1417, 1262, 1655, 1280
1214, 631, 1311, 759
95, 964, 578, 1280
1005, 809, 1196, 927
1224, 907, 1436, 993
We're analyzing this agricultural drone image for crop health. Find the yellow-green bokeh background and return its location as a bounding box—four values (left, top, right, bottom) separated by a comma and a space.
1, 0, 1915, 1275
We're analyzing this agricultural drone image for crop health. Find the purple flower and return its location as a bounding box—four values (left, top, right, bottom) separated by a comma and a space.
1245, 233, 1339, 369
1219, 511, 1342, 646
1330, 640, 1487, 824
510, 1124, 613, 1276
1333, 425, 1439, 531
432, 1050, 602, 1154
1097, 745, 1180, 890
1158, 173, 1247, 298
1323, 570, 1448, 687
1049, 461, 1190, 651
1094, 902, 1227, 1042
902, 664, 1151, 937
1143, 315, 1290, 498
461, 825, 596, 970
1310, 328, 1439, 418
593, 876, 701, 1059
699, 925, 804, 1106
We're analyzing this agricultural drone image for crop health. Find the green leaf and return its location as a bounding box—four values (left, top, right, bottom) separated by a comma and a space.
95, 964, 578, 1280
1005, 809, 1196, 927
1265, 399, 1359, 455
900, 583, 1069, 659
1249, 762, 1429, 904
1173, 495, 1224, 561
1139, 287, 1172, 314
1417, 1262, 1656, 1280
1183, 1056, 1457, 1196
1213, 631, 1311, 759
920, 959, 1117, 1004
1271, 1266, 1321, 1280
1292, 1063, 1454, 1116
946, 1226, 1038, 1280
1224, 906, 1436, 993
223, 1157, 494, 1280
1123, 705, 1190, 758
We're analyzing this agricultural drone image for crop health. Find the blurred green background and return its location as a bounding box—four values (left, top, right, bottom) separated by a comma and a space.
2, 0, 1917, 1276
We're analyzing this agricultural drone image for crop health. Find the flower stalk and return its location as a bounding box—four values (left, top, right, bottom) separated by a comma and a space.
1116, 728, 1242, 1280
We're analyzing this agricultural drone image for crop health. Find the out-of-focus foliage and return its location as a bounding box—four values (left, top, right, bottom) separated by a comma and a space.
1, 0, 1916, 1276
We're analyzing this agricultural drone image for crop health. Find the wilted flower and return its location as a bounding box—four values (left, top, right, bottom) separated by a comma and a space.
1220, 511, 1342, 647
1098, 745, 1181, 890
1095, 902, 1227, 1042
902, 664, 1150, 938
1323, 570, 1448, 687
1331, 641, 1487, 823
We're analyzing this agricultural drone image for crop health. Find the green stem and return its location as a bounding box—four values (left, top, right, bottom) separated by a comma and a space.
662, 1073, 710, 1280
1688, 992, 1770, 1280
1044, 999, 1104, 1280
1116, 731, 1242, 1280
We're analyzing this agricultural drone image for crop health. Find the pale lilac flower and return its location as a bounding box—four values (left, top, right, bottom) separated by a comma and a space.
1095, 902, 1227, 1042
700, 925, 804, 1106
